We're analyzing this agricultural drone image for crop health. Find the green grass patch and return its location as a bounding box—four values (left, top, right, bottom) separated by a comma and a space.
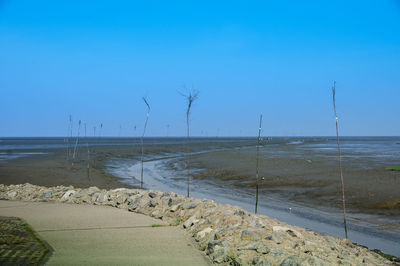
373, 249, 400, 262
151, 224, 166, 228
386, 166, 400, 171
169, 218, 182, 226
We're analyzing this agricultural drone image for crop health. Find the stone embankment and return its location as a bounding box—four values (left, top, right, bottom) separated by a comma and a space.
0, 183, 394, 265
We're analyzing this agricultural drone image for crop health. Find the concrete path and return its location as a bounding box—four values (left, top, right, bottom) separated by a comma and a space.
0, 200, 211, 266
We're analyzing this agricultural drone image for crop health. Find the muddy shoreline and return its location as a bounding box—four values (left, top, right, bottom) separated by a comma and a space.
1, 138, 399, 217
0, 137, 399, 255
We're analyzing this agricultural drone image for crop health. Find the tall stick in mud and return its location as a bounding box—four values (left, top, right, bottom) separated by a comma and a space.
180, 90, 199, 197
332, 81, 349, 239
255, 114, 263, 214
67, 115, 73, 161
84, 123, 91, 183
140, 97, 151, 189
66, 115, 72, 161
72, 120, 81, 165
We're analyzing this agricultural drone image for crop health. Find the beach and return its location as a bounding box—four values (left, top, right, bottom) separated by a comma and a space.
0, 137, 399, 256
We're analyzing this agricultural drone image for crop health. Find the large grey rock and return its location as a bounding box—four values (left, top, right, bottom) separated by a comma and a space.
151, 210, 163, 219
212, 245, 231, 264
128, 198, 141, 211
307, 257, 326, 266
207, 239, 223, 255
238, 242, 259, 251
241, 230, 266, 241
41, 191, 53, 199
214, 228, 226, 240
116, 195, 127, 205
170, 203, 181, 212
269, 247, 285, 256
6, 190, 17, 198
253, 257, 275, 266
280, 255, 304, 266
148, 192, 157, 198
196, 227, 213, 241
182, 201, 198, 209
273, 226, 302, 238
250, 217, 266, 228
183, 215, 199, 229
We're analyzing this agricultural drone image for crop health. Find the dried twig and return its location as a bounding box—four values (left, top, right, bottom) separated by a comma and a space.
84, 122, 91, 183
332, 81, 349, 239
255, 114, 263, 214
140, 97, 151, 189
72, 120, 81, 165
180, 89, 199, 197
66, 115, 72, 161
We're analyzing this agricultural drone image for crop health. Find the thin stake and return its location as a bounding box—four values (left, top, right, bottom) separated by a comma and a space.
67, 115, 73, 160
140, 97, 151, 189
255, 114, 263, 214
84, 123, 91, 183
72, 120, 81, 165
66, 115, 72, 161
180, 89, 199, 197
332, 81, 349, 239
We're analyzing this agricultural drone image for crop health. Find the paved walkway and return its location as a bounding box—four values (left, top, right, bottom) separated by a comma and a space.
0, 200, 211, 266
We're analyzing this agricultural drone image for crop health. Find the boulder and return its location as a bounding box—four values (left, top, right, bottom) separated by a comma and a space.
280, 255, 304, 266
61, 190, 76, 201
273, 226, 303, 238
241, 230, 267, 241
41, 191, 53, 199
183, 215, 200, 229
196, 227, 213, 241
182, 201, 198, 209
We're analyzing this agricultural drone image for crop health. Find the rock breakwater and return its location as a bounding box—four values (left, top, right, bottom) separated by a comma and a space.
0, 183, 395, 265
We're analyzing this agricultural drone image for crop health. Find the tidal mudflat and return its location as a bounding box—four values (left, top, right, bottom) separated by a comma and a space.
0, 137, 399, 255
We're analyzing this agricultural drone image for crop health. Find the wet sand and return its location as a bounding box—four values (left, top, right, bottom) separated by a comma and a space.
1, 137, 399, 227
1, 138, 399, 218
0, 138, 253, 190
1, 137, 400, 255
189, 147, 400, 217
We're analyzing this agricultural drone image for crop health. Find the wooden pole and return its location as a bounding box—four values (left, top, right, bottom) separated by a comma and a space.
72, 120, 81, 166
140, 97, 150, 189
332, 81, 349, 239
85, 123, 91, 183
255, 114, 263, 214
181, 90, 198, 197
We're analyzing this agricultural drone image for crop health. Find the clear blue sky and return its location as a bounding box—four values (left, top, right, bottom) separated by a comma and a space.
1, 0, 399, 137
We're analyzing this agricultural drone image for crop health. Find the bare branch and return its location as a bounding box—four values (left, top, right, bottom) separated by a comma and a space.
140, 96, 151, 189
179, 88, 199, 197
142, 97, 151, 112
332, 81, 337, 119
332, 81, 348, 239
